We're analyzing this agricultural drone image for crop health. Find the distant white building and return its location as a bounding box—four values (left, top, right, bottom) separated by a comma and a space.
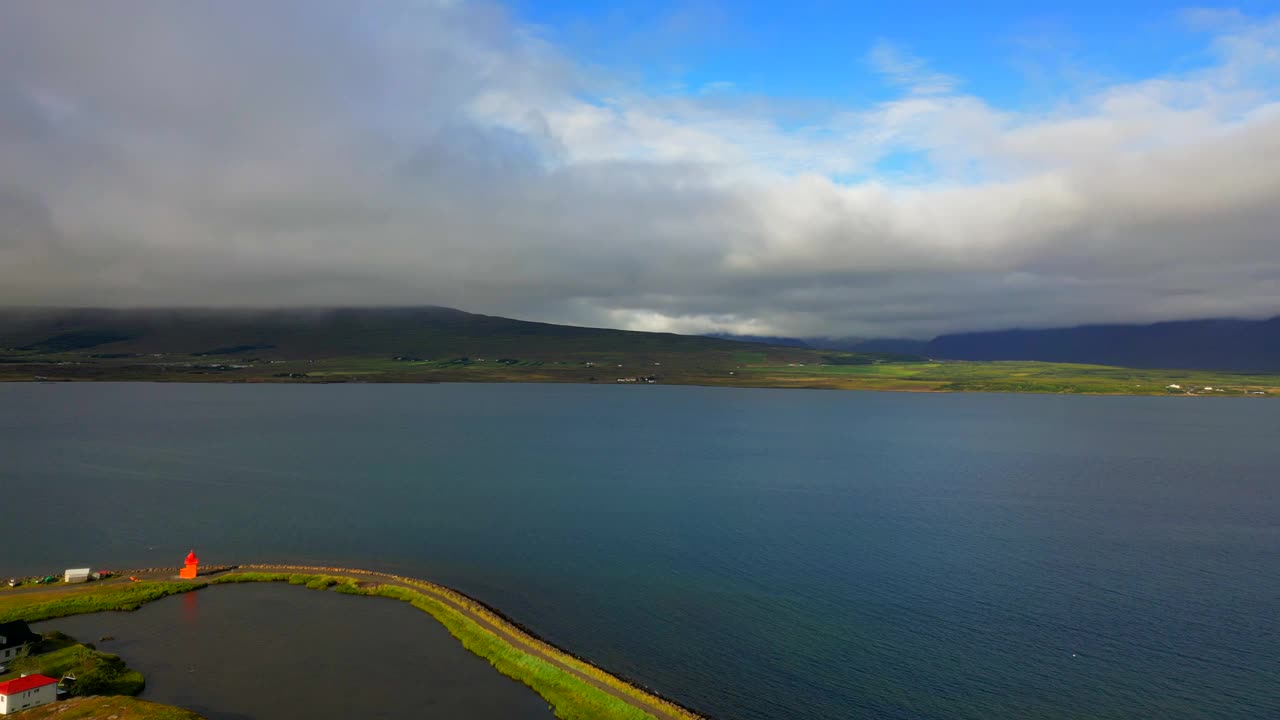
1166, 384, 1182, 389
0, 675, 58, 715
64, 568, 91, 583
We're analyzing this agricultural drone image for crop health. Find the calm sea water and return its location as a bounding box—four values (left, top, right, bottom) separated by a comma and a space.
35, 583, 553, 720
2, 383, 1277, 719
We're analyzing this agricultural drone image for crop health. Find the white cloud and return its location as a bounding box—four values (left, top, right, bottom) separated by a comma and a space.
0, 2, 1278, 338
1180, 7, 1251, 31
868, 41, 959, 96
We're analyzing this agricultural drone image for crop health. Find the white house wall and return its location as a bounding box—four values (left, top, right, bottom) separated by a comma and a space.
0, 645, 24, 660
0, 683, 56, 714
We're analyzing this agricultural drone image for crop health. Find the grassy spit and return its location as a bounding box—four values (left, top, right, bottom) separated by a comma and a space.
215, 570, 696, 720
0, 568, 707, 720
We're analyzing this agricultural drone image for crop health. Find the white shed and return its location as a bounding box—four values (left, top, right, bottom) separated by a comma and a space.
63, 568, 91, 584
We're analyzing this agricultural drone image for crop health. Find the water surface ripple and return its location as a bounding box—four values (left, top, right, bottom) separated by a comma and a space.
3, 383, 1277, 719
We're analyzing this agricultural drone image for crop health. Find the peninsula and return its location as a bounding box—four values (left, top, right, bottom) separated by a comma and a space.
0, 563, 707, 720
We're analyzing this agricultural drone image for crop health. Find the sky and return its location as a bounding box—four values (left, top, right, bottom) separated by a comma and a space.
1, 1, 1279, 339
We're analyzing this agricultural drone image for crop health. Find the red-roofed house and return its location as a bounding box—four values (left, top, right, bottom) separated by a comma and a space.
0, 674, 57, 714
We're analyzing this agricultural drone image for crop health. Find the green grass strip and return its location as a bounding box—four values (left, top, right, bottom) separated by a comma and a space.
0, 582, 204, 624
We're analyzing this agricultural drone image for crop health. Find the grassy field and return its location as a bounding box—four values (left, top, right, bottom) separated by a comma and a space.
737, 359, 1280, 396
0, 582, 205, 624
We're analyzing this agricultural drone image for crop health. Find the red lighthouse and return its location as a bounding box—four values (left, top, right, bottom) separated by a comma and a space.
179, 550, 200, 579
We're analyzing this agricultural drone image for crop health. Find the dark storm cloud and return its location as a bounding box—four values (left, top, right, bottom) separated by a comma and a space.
1, 1, 1278, 337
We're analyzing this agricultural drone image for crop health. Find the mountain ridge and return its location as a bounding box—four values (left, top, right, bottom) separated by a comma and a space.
923, 316, 1280, 372
712, 315, 1280, 372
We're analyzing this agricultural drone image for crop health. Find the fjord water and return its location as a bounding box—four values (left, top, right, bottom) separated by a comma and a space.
2, 383, 1277, 720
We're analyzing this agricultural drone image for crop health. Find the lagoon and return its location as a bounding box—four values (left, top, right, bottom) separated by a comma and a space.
2, 383, 1278, 719
34, 582, 553, 720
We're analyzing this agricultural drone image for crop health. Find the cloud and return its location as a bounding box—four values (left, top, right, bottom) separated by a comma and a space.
868, 41, 959, 96
0, 2, 1278, 338
1180, 7, 1251, 31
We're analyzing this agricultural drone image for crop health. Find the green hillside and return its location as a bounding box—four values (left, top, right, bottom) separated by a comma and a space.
0, 306, 782, 358
1, 307, 1277, 396
0, 306, 892, 384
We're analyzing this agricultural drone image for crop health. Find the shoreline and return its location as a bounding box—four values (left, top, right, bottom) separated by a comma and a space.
2, 377, 1274, 398
234, 564, 712, 720
1, 563, 712, 720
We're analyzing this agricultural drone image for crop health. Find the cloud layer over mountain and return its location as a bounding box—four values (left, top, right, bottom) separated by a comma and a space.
2, 2, 1278, 337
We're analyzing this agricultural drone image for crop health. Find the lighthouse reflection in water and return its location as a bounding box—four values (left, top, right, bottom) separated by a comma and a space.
182, 591, 198, 625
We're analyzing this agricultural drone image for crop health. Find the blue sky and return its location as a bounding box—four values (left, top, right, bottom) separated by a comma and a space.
497, 1, 1280, 188
513, 1, 1271, 103
2, 2, 1279, 337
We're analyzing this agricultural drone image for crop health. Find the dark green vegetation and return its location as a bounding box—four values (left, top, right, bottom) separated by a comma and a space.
16, 330, 134, 353
1, 633, 144, 696
191, 343, 274, 356
0, 307, 1276, 395
0, 307, 806, 361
